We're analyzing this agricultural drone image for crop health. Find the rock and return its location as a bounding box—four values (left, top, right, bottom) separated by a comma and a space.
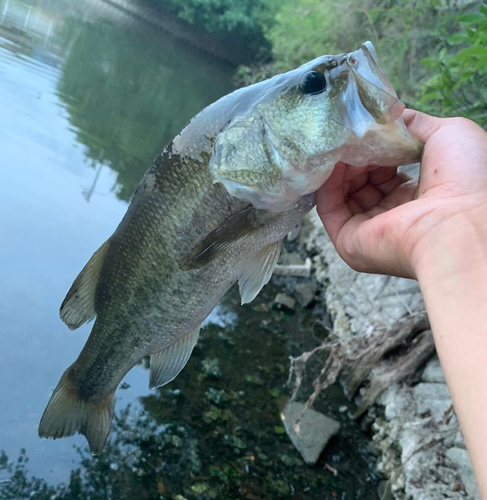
412, 383, 452, 416
273, 293, 296, 310
274, 260, 311, 277
294, 282, 317, 306
302, 209, 478, 499
287, 224, 301, 242
279, 251, 305, 266
399, 162, 420, 178
453, 430, 467, 449
421, 357, 446, 384
281, 401, 340, 465
446, 447, 480, 499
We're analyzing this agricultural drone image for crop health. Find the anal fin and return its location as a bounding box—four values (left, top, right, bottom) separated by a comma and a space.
60, 238, 111, 331
149, 327, 200, 389
238, 241, 281, 304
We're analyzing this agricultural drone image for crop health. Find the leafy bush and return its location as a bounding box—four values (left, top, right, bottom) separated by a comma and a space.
265, 0, 463, 104
155, 0, 283, 35
420, 4, 487, 127
264, 0, 369, 70
153, 0, 485, 126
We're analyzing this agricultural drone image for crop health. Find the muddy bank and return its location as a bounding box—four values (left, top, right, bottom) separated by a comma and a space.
282, 166, 480, 498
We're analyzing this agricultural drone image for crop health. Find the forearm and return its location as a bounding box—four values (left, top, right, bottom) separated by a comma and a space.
415, 211, 487, 497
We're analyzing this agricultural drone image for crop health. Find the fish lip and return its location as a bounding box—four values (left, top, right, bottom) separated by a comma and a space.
347, 41, 399, 102
329, 42, 423, 165
327, 41, 406, 137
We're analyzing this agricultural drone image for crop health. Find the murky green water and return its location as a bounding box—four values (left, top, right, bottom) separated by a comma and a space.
0, 1, 378, 498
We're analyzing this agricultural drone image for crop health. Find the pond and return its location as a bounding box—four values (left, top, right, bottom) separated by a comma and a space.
0, 1, 378, 498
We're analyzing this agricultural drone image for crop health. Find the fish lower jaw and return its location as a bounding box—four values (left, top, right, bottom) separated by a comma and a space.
340, 123, 423, 168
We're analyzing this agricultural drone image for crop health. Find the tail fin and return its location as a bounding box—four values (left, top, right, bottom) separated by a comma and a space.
38, 370, 115, 454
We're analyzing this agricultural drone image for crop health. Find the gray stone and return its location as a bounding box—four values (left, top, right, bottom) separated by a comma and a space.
454, 430, 467, 450
379, 386, 414, 420
286, 224, 301, 242
300, 211, 476, 499
421, 358, 446, 384
273, 293, 296, 310
294, 282, 317, 306
281, 401, 341, 465
279, 251, 304, 266
446, 447, 480, 499
273, 260, 311, 277
413, 383, 452, 416
398, 162, 420, 178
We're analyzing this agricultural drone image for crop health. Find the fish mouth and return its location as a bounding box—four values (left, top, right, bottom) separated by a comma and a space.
332, 41, 423, 166
334, 41, 405, 135
348, 42, 405, 125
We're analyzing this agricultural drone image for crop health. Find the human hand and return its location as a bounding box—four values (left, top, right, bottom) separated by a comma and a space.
316, 110, 487, 279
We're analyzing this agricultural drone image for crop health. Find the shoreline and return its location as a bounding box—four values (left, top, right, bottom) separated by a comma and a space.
283, 164, 480, 498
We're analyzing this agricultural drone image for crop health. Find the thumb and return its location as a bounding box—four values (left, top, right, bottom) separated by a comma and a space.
402, 109, 445, 143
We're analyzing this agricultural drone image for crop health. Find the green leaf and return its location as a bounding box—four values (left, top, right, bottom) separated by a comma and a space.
368, 7, 382, 23
455, 45, 487, 59
457, 13, 484, 24
269, 388, 281, 398
420, 57, 440, 68
479, 4, 487, 17
421, 91, 443, 101
447, 32, 469, 45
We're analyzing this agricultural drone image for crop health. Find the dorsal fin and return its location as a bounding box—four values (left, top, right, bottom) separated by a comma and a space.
60, 238, 111, 331
149, 327, 200, 389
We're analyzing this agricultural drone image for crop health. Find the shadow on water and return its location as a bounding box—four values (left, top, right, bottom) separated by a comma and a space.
0, 0, 379, 497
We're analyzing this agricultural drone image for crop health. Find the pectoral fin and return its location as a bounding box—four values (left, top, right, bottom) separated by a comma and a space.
149, 327, 200, 389
180, 206, 262, 270
60, 238, 111, 330
238, 241, 281, 304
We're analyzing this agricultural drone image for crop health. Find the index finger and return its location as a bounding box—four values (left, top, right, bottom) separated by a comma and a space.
316, 162, 354, 243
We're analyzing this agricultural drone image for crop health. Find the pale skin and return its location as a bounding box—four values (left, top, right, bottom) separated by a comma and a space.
317, 109, 487, 496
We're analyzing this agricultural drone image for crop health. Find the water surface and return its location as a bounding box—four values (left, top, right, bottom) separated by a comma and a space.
0, 0, 233, 483
0, 1, 378, 498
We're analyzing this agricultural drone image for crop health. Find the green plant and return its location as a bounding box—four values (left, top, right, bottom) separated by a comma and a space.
264, 0, 370, 70
152, 0, 283, 36
263, 0, 461, 105
420, 4, 487, 127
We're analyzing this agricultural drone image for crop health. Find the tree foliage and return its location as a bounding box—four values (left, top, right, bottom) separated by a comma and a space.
264, 0, 371, 70
420, 4, 487, 127
261, 0, 485, 124
264, 0, 463, 104
150, 0, 285, 55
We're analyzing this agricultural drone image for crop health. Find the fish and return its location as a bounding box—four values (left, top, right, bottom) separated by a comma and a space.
38, 41, 423, 453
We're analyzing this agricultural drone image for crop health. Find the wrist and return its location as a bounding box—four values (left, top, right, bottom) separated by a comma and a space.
412, 207, 487, 288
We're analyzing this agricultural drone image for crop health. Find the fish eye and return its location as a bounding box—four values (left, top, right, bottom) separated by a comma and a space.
300, 71, 327, 95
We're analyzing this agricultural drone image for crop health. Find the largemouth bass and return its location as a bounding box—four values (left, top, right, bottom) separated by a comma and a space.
39, 42, 422, 453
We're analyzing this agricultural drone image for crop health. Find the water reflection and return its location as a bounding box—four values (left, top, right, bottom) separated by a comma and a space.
0, 1, 378, 497
57, 16, 233, 200
1, 286, 378, 500
0, 0, 233, 483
